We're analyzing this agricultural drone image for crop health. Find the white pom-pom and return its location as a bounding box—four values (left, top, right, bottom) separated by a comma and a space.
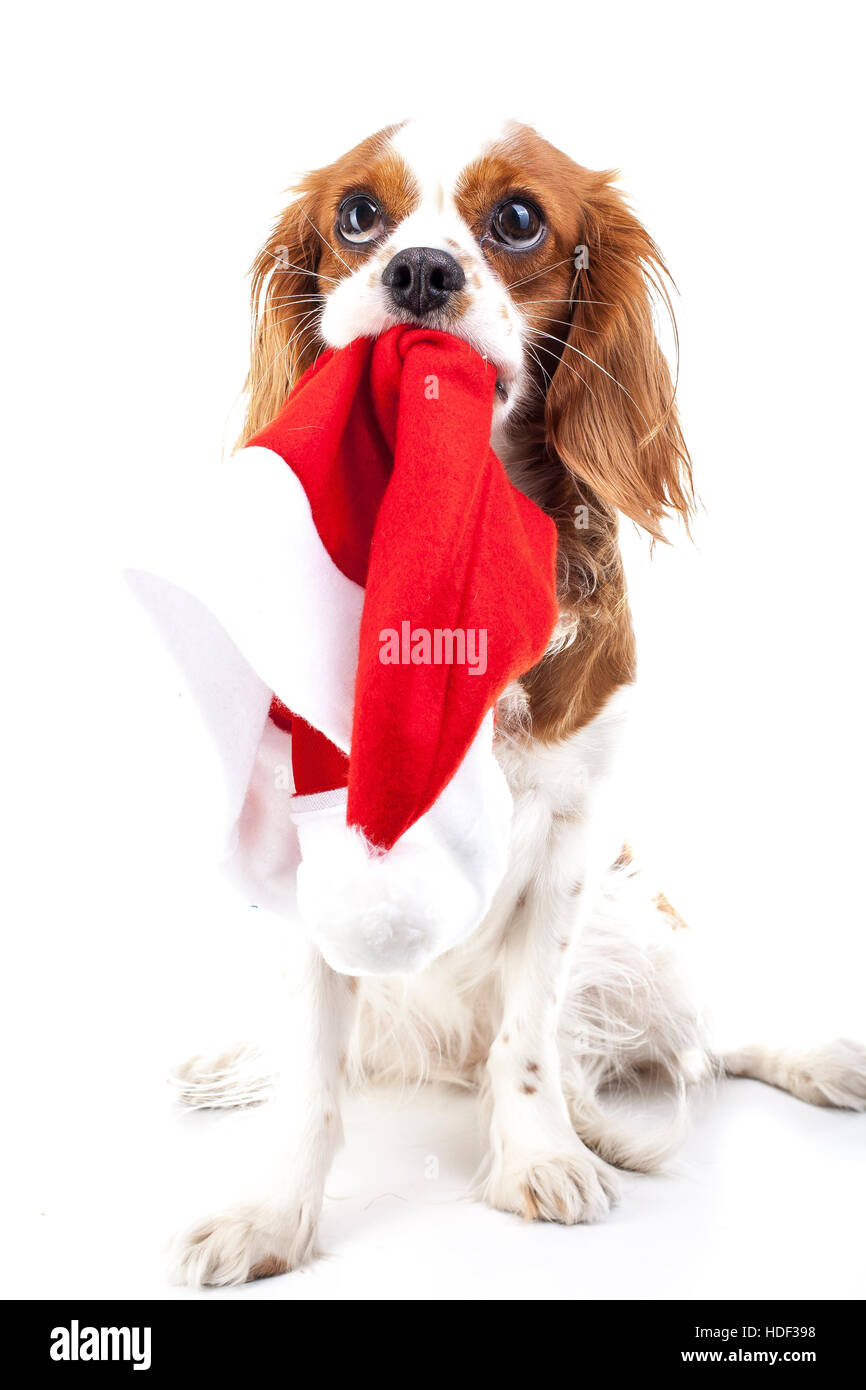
289, 714, 513, 977
293, 799, 482, 975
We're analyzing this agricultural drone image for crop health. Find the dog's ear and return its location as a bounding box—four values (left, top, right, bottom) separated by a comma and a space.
239, 188, 323, 445
545, 174, 693, 539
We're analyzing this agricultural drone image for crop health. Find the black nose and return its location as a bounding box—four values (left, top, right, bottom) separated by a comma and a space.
381, 247, 466, 317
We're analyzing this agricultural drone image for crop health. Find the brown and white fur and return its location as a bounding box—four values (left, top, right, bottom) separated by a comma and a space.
169, 119, 866, 1286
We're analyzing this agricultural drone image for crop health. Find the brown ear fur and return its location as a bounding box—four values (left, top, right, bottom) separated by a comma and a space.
239, 189, 323, 445
545, 173, 693, 539
239, 125, 406, 447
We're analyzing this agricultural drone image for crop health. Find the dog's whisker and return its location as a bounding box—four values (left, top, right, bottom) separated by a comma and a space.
281, 307, 323, 356
530, 326, 650, 423
262, 310, 318, 330
532, 337, 597, 400
523, 311, 601, 337
509, 255, 576, 289
263, 294, 326, 304
262, 255, 341, 285
260, 308, 321, 346
525, 341, 553, 391
520, 297, 616, 307
245, 307, 322, 402
293, 199, 352, 272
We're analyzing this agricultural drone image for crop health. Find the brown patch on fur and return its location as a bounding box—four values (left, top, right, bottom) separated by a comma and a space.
456, 125, 692, 536
520, 579, 636, 741
614, 841, 634, 869
240, 124, 417, 442
521, 1081, 537, 1095
526, 1060, 540, 1073
654, 891, 689, 930
248, 1254, 290, 1280
455, 124, 693, 743
347, 977, 359, 995
440, 285, 471, 325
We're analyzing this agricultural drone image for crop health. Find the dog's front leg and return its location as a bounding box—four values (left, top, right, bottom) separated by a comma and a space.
483, 818, 619, 1224
171, 942, 356, 1286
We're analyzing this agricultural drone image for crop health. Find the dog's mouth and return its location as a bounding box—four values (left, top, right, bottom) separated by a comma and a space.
383, 317, 514, 403
385, 313, 514, 403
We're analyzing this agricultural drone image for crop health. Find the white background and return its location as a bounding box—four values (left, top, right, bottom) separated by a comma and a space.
2, 0, 864, 1300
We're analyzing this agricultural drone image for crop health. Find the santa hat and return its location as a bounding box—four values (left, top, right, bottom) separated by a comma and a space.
131, 326, 557, 974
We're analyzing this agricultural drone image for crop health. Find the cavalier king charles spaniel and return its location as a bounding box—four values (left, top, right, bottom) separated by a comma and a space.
169, 118, 866, 1286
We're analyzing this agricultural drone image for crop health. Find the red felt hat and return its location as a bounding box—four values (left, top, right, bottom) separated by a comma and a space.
131, 326, 558, 974
250, 325, 558, 856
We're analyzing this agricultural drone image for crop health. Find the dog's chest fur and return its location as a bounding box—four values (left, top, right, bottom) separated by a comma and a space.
352, 677, 632, 1084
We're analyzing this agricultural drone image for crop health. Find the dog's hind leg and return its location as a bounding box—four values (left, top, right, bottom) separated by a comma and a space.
723, 1040, 866, 1110
558, 852, 713, 1172
170, 1044, 275, 1110
559, 850, 866, 1170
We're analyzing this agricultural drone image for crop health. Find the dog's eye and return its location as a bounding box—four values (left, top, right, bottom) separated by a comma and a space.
337, 195, 385, 245
492, 199, 545, 250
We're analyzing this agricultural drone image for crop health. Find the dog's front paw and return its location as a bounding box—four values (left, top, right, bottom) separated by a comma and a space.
169, 1199, 319, 1287
484, 1146, 620, 1225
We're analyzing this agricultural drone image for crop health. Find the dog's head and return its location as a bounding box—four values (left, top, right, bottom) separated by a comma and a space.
244, 119, 691, 539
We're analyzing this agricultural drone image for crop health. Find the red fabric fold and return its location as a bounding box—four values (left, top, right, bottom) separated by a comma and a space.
249, 325, 558, 850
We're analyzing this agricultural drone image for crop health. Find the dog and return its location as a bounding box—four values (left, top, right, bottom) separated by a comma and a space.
169, 118, 866, 1286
